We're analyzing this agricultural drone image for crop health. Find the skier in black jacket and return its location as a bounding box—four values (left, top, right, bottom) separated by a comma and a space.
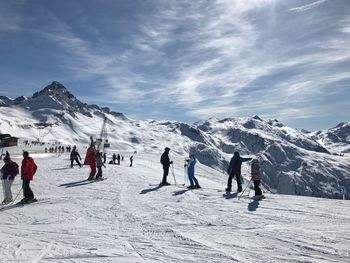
226, 151, 252, 192
160, 147, 172, 186
70, 146, 82, 168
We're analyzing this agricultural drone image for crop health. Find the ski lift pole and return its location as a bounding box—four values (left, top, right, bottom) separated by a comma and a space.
170, 163, 177, 185
238, 179, 252, 200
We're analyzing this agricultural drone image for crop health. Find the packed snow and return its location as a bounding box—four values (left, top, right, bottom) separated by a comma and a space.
0, 145, 349, 263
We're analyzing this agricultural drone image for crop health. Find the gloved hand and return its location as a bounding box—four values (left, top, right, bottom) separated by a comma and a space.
227, 169, 230, 175
170, 161, 173, 164
8, 175, 15, 180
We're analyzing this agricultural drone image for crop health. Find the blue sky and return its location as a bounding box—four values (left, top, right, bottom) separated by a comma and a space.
0, 0, 349, 131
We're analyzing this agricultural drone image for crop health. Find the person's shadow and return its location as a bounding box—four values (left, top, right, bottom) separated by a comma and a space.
139, 185, 162, 194
172, 189, 189, 196
248, 199, 260, 211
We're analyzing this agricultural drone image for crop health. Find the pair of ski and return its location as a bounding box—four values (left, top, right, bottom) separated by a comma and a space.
59, 178, 107, 188
0, 198, 47, 212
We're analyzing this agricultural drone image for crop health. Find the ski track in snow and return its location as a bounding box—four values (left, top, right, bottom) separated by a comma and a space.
0, 151, 349, 262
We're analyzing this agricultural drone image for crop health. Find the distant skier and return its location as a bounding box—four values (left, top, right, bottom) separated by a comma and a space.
117, 154, 121, 165
103, 152, 107, 164
129, 155, 133, 167
185, 154, 200, 189
226, 151, 252, 192
70, 146, 82, 168
112, 153, 117, 164
84, 141, 96, 181
95, 151, 106, 180
251, 159, 264, 199
21, 151, 37, 204
160, 147, 172, 186
0, 154, 19, 204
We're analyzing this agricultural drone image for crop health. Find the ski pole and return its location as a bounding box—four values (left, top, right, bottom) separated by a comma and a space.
238, 180, 252, 200
171, 163, 177, 185
11, 187, 22, 204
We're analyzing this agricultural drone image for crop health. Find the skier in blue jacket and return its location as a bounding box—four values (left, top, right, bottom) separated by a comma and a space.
185, 154, 200, 189
226, 151, 252, 192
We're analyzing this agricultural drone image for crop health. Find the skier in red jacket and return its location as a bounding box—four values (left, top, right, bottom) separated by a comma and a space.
21, 151, 37, 204
84, 142, 96, 180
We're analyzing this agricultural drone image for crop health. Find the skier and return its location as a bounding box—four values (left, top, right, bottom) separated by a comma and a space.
103, 152, 107, 164
95, 151, 106, 180
117, 154, 121, 165
160, 147, 172, 186
21, 151, 37, 204
84, 141, 96, 180
112, 153, 117, 164
251, 159, 264, 199
226, 151, 252, 192
185, 154, 200, 189
129, 155, 133, 167
0, 154, 19, 204
70, 146, 82, 168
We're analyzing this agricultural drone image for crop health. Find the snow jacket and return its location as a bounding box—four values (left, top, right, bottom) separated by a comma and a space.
227, 152, 252, 175
160, 151, 171, 168
96, 154, 104, 167
187, 157, 196, 175
70, 149, 81, 160
84, 147, 96, 165
1, 160, 19, 180
251, 159, 261, 180
21, 157, 37, 181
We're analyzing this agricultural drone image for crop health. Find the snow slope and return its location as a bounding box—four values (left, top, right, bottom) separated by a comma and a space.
1, 82, 349, 198
0, 145, 349, 263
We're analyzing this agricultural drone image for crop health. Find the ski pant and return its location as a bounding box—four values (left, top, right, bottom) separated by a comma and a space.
253, 180, 262, 196
22, 179, 34, 199
2, 179, 14, 201
89, 163, 96, 178
227, 172, 242, 192
71, 158, 82, 168
188, 172, 199, 187
162, 166, 169, 183
96, 166, 103, 179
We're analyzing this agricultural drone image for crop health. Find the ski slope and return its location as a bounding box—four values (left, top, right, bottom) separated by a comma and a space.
0, 148, 349, 263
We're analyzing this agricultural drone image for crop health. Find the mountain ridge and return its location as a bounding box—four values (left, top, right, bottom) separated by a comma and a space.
0, 81, 349, 198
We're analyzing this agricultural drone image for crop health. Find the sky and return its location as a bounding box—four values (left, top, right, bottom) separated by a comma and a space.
0, 0, 349, 131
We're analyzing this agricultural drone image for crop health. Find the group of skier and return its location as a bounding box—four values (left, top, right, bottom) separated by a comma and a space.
0, 151, 38, 205
160, 147, 264, 199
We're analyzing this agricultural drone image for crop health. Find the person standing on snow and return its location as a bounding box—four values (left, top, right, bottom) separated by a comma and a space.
117, 154, 121, 165
226, 151, 252, 192
185, 154, 200, 189
84, 141, 96, 181
21, 151, 37, 204
95, 151, 106, 180
1, 154, 19, 204
251, 159, 264, 199
70, 146, 82, 168
160, 147, 172, 186
129, 155, 133, 167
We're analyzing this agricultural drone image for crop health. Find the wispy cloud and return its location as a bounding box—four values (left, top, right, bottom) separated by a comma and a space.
1, 0, 349, 130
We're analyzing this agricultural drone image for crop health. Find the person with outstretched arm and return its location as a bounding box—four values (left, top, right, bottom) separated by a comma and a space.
226, 151, 252, 192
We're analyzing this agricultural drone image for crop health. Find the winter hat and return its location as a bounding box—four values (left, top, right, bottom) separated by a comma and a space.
165, 147, 170, 151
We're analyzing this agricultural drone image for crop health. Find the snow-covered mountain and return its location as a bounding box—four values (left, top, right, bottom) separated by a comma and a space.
0, 82, 349, 198
310, 122, 350, 154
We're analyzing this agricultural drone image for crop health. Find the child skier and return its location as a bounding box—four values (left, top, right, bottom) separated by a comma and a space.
95, 151, 106, 180
1, 154, 19, 204
251, 158, 264, 200
185, 154, 200, 189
